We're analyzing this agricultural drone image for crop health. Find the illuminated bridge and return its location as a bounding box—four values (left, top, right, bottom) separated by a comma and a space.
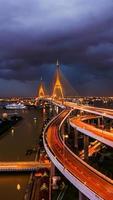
0, 161, 50, 172
38, 61, 113, 199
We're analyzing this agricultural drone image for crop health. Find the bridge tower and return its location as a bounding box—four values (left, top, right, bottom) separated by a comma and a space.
38, 77, 45, 98
52, 60, 64, 99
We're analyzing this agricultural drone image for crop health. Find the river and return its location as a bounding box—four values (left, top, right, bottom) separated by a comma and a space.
0, 107, 46, 200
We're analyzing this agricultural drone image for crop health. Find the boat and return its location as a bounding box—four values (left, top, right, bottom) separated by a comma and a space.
5, 103, 26, 110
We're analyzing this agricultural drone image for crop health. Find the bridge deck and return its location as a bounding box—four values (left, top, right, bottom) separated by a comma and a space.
0, 161, 50, 172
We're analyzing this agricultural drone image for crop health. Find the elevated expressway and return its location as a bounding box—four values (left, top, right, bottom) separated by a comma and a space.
70, 114, 113, 148
0, 161, 50, 172
43, 108, 113, 200
65, 101, 113, 119
53, 100, 113, 146
52, 99, 113, 119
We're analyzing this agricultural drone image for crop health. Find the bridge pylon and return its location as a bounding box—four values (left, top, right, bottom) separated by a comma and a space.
52, 60, 64, 99
37, 77, 45, 98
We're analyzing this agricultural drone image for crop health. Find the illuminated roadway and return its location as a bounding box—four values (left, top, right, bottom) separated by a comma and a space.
43, 108, 113, 200
70, 115, 113, 147
71, 115, 103, 158
0, 161, 50, 172
79, 140, 102, 160
53, 99, 113, 118
54, 100, 113, 146
65, 101, 113, 119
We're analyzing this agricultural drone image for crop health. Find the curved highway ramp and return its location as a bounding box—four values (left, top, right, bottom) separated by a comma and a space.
43, 109, 113, 200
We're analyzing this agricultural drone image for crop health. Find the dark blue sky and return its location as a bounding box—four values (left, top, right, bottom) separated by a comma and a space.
0, 0, 113, 97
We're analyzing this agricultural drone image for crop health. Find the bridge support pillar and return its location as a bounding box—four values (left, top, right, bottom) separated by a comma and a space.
87, 119, 90, 124
74, 128, 78, 154
79, 191, 88, 200
92, 118, 95, 126
53, 105, 56, 117
50, 162, 56, 200
67, 117, 70, 135
110, 120, 113, 131
97, 117, 101, 128
84, 135, 89, 162
51, 162, 55, 177
61, 123, 65, 136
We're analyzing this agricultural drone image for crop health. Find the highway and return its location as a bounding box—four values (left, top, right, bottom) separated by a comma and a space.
0, 161, 50, 172
70, 115, 113, 147
79, 140, 102, 160
71, 115, 103, 158
44, 109, 113, 200
53, 99, 113, 119
65, 101, 113, 119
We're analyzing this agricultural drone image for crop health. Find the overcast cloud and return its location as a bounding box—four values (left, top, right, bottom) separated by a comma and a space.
0, 0, 113, 96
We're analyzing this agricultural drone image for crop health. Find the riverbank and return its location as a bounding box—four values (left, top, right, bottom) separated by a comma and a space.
0, 115, 22, 136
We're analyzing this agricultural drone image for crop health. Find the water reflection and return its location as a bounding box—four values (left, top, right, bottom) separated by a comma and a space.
0, 108, 44, 199
17, 184, 21, 191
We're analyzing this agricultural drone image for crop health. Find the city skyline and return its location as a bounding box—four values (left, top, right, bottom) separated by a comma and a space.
0, 0, 113, 96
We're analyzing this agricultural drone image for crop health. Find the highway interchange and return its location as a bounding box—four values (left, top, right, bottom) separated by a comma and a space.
43, 101, 113, 200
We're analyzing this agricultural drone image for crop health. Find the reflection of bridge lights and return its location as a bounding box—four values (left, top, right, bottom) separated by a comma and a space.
11, 128, 14, 136
34, 117, 37, 123
17, 184, 21, 191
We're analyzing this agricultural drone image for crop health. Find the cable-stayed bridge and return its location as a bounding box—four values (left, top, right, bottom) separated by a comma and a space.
36, 61, 113, 200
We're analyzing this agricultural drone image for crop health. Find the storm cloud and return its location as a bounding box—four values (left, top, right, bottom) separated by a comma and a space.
0, 0, 113, 96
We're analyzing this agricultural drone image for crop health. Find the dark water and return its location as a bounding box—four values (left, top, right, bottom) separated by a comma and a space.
0, 108, 45, 200
0, 174, 28, 200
